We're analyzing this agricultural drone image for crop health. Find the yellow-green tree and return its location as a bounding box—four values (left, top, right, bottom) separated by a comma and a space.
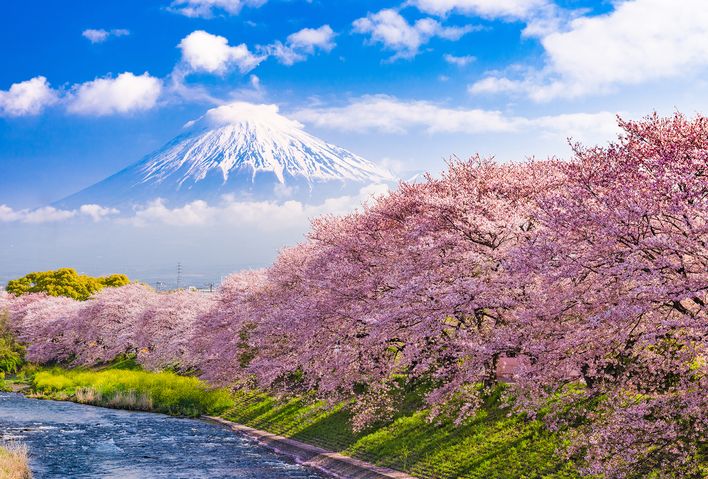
5, 268, 130, 301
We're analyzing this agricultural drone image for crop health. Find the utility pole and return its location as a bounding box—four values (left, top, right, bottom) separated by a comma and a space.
176, 262, 183, 290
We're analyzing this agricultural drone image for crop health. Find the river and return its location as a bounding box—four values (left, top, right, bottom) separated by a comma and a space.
0, 392, 326, 478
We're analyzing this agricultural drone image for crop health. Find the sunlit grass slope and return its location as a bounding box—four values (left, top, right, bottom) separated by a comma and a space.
223, 388, 580, 479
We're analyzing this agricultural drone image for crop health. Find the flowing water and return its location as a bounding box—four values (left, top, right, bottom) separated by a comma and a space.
0, 392, 326, 478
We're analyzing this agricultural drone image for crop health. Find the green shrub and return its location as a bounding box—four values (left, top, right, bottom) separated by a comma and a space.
0, 312, 25, 374
32, 371, 76, 392
0, 339, 24, 374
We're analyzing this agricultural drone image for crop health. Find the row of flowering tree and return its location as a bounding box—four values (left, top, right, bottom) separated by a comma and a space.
1, 113, 705, 478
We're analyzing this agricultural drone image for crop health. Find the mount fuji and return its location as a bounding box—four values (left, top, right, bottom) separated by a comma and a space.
56, 102, 395, 209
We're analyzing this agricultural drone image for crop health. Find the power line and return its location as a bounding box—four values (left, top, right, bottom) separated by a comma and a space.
176, 262, 183, 290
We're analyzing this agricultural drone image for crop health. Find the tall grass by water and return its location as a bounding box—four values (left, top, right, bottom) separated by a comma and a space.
31, 368, 233, 417
0, 443, 32, 479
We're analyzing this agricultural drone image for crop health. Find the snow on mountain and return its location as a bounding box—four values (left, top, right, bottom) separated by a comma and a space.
56, 102, 395, 209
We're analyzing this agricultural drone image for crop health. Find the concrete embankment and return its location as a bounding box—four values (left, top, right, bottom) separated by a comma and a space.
204, 416, 416, 479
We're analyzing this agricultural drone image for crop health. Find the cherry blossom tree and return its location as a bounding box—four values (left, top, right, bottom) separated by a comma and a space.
248, 157, 565, 423
509, 113, 707, 478
188, 270, 264, 383
135, 289, 214, 371
7, 293, 83, 364
66, 283, 158, 365
4, 112, 705, 478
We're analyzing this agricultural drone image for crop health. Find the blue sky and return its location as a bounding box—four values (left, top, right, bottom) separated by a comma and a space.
1, 0, 708, 283
6, 0, 708, 208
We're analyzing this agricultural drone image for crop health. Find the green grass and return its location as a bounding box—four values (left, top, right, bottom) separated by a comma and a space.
223, 388, 580, 479
30, 368, 234, 417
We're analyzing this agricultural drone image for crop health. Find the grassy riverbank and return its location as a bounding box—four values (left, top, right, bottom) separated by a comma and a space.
23, 366, 579, 479
224, 389, 578, 479
0, 444, 32, 479
29, 367, 233, 417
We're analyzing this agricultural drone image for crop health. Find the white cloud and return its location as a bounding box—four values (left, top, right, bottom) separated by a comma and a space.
353, 9, 473, 59
287, 25, 336, 53
444, 53, 475, 66
130, 199, 213, 226
67, 72, 162, 115
189, 101, 303, 131
169, 0, 266, 18
292, 94, 619, 140
268, 25, 336, 65
82, 29, 109, 43
0, 205, 75, 224
23, 207, 77, 224
408, 0, 549, 19
79, 204, 120, 222
127, 185, 389, 230
529, 111, 621, 140
293, 95, 516, 133
178, 30, 264, 74
544, 0, 708, 94
0, 204, 121, 223
82, 28, 130, 43
266, 42, 305, 66
409, 0, 567, 39
468, 76, 525, 95
0, 185, 391, 229
0, 76, 59, 117
0, 205, 22, 222
470, 0, 708, 100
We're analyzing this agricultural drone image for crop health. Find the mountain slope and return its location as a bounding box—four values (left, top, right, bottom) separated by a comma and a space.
57, 102, 394, 209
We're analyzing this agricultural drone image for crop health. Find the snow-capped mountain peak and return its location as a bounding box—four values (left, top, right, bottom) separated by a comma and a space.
57, 102, 395, 208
